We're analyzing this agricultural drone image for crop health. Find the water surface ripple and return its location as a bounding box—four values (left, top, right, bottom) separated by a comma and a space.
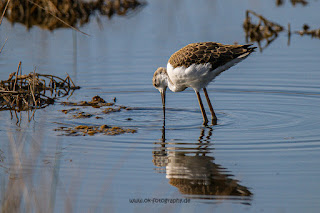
1, 0, 320, 212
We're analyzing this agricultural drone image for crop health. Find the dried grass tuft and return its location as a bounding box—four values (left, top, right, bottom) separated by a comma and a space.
0, 63, 80, 122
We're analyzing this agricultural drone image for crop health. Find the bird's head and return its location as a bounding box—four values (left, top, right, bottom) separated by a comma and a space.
153, 67, 168, 113
153, 67, 168, 91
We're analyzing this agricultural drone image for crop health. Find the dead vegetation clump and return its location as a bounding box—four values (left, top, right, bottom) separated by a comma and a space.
60, 95, 132, 117
0, 62, 79, 116
296, 24, 320, 39
72, 111, 94, 119
0, 0, 145, 30
101, 105, 130, 114
243, 10, 284, 52
56, 95, 136, 136
243, 10, 320, 51
61, 107, 79, 114
276, 0, 308, 6
54, 124, 137, 136
61, 95, 114, 108
102, 107, 121, 114
62, 97, 132, 119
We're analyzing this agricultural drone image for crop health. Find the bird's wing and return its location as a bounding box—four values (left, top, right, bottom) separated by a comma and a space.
168, 42, 256, 70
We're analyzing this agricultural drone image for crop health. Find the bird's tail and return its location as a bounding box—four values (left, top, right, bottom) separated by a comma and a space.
242, 44, 257, 53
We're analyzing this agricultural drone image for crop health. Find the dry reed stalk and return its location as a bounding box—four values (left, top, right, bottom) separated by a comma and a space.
13, 62, 21, 92
29, 83, 37, 107
66, 73, 76, 87
0, 37, 8, 54
0, 0, 10, 25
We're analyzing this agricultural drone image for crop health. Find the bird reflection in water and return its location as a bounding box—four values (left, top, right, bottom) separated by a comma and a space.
153, 122, 252, 201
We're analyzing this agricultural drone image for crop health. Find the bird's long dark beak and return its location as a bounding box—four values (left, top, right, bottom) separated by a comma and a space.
160, 90, 166, 119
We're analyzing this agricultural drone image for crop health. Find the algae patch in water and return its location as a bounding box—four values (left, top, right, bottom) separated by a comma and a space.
72, 112, 94, 119
61, 108, 79, 114
56, 96, 137, 136
102, 107, 121, 114
61, 95, 114, 108
60, 95, 132, 119
296, 24, 320, 39
54, 124, 136, 136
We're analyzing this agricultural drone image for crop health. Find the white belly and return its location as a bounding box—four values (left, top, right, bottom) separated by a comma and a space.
167, 62, 215, 92
166, 56, 246, 92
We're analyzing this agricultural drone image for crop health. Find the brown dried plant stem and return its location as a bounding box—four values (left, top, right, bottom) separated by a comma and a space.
1, 68, 80, 118
0, 37, 8, 54
0, 0, 10, 25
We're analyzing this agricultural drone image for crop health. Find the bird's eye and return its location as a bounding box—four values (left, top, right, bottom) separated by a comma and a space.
153, 80, 159, 87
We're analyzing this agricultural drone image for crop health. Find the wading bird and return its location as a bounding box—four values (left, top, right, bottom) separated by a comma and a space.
152, 42, 256, 125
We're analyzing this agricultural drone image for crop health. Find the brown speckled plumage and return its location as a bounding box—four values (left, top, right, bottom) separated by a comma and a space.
153, 42, 256, 125
168, 42, 256, 70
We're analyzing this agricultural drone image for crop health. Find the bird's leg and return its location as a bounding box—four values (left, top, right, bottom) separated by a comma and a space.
196, 91, 208, 125
160, 90, 166, 120
203, 88, 217, 125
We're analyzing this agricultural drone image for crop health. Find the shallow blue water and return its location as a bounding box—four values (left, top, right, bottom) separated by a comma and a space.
1, 0, 320, 212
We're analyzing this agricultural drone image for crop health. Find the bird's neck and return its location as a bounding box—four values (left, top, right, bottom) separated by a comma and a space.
166, 78, 174, 92
164, 74, 177, 92
165, 74, 187, 92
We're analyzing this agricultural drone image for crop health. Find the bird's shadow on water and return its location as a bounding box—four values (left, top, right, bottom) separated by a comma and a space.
152, 120, 253, 204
